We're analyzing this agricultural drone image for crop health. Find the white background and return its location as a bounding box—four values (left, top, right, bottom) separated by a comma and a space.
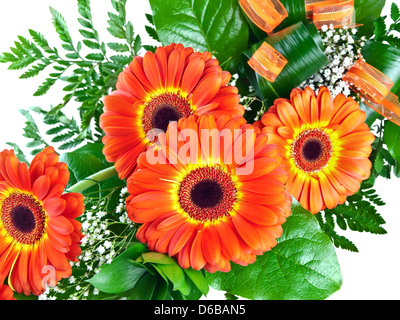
0, 0, 399, 300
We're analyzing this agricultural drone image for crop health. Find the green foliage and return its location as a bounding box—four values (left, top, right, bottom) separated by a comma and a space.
354, 0, 386, 37
148, 0, 249, 71
316, 182, 386, 252
373, 2, 400, 48
0, 0, 149, 154
89, 243, 209, 300
206, 203, 342, 300
60, 142, 125, 214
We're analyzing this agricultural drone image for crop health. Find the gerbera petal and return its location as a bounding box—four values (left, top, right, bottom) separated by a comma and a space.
143, 50, 163, 90
277, 100, 300, 129
32, 175, 51, 200
214, 220, 241, 261
236, 201, 283, 226
191, 73, 222, 107
181, 55, 205, 94
231, 212, 262, 251
43, 198, 66, 217
309, 178, 324, 214
189, 230, 207, 270
317, 87, 333, 123
168, 221, 197, 256
201, 225, 221, 265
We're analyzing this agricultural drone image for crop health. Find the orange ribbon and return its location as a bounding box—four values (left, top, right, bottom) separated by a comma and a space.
305, 0, 355, 29
247, 42, 288, 82
239, 0, 288, 34
343, 58, 400, 126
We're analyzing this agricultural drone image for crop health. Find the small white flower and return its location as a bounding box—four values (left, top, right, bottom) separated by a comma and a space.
97, 245, 105, 254
333, 35, 341, 43
321, 25, 329, 32
343, 86, 351, 96
104, 240, 112, 249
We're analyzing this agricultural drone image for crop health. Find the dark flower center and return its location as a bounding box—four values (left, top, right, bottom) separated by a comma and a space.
291, 129, 332, 173
152, 105, 182, 133
302, 139, 323, 162
178, 166, 237, 222
142, 92, 193, 134
1, 191, 46, 244
190, 179, 224, 208
11, 205, 36, 233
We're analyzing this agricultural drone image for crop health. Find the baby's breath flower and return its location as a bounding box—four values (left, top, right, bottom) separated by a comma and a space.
300, 26, 364, 99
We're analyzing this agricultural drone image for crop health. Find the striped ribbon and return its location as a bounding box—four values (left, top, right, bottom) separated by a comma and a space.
305, 0, 355, 29
343, 58, 400, 126
247, 42, 288, 82
239, 0, 288, 34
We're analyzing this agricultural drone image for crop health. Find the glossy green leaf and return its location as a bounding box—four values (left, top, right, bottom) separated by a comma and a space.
60, 142, 124, 212
243, 22, 329, 106
354, 0, 386, 37
183, 268, 209, 296
149, 0, 249, 70
155, 263, 191, 296
130, 273, 158, 300
383, 119, 400, 163
206, 203, 342, 300
87, 243, 148, 293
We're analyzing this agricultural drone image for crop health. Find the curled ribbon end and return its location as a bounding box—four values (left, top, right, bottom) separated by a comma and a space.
306, 0, 356, 30
239, 0, 288, 34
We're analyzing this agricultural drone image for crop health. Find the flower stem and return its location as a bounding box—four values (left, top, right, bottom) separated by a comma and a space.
66, 166, 118, 194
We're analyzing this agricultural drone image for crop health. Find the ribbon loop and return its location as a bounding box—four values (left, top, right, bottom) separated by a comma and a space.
305, 0, 355, 29
343, 58, 400, 126
239, 0, 288, 34
247, 42, 288, 82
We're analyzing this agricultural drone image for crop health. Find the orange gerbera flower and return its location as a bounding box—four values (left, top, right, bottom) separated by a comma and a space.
257, 86, 374, 214
126, 113, 291, 272
100, 43, 244, 180
0, 284, 15, 300
0, 147, 84, 296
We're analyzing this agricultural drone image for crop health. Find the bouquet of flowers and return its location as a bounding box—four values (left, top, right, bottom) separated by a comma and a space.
0, 0, 399, 301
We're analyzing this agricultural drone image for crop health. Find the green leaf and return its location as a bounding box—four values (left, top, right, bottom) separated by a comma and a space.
85, 53, 105, 61
50, 7, 73, 45
130, 274, 158, 300
373, 16, 387, 41
206, 203, 342, 300
354, 0, 386, 37
60, 142, 125, 212
149, 0, 249, 70
107, 42, 129, 52
391, 2, 400, 21
383, 119, 400, 163
145, 25, 159, 42
87, 243, 148, 294
155, 264, 191, 296
183, 268, 209, 296
141, 252, 177, 265
243, 22, 329, 106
